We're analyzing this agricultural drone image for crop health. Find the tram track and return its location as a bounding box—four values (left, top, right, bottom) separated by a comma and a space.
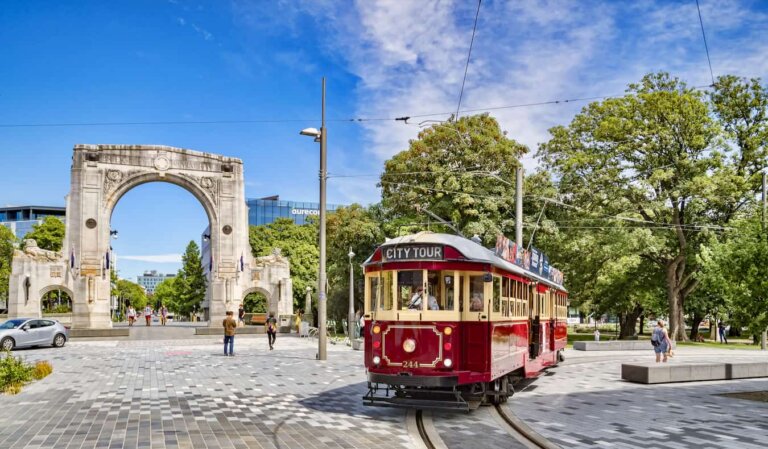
410, 404, 560, 449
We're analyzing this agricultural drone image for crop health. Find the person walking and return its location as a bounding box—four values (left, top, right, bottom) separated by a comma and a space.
159, 304, 168, 326
266, 312, 278, 350
238, 303, 245, 327
652, 320, 673, 363
127, 306, 136, 327
718, 321, 728, 344
144, 304, 153, 326
223, 311, 237, 356
295, 310, 302, 334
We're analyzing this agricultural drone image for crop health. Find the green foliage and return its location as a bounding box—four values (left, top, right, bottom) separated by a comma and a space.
153, 276, 181, 314
22, 216, 65, 252
537, 72, 766, 340
699, 216, 768, 338
115, 279, 148, 311
159, 241, 207, 319
249, 218, 318, 310
0, 351, 33, 394
326, 204, 384, 322
0, 225, 16, 305
243, 291, 268, 313
380, 114, 527, 243
41, 289, 72, 313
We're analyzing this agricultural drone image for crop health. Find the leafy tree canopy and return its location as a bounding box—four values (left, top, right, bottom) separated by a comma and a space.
0, 225, 17, 304
23, 216, 65, 252
249, 218, 318, 310
380, 114, 527, 243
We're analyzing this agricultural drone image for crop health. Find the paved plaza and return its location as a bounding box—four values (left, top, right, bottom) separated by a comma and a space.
1, 333, 767, 449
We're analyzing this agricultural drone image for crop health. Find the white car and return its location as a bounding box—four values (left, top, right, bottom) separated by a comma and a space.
0, 318, 69, 351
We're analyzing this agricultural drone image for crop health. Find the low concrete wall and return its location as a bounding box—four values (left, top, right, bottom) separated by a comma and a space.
574, 340, 676, 351
69, 328, 129, 338
43, 313, 73, 326
622, 362, 768, 384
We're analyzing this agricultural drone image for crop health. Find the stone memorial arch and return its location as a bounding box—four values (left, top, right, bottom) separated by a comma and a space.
8, 145, 292, 328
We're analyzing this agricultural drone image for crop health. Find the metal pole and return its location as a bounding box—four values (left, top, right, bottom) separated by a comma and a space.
762, 170, 767, 350
318, 77, 328, 360
515, 166, 523, 248
304, 287, 312, 324
348, 248, 355, 345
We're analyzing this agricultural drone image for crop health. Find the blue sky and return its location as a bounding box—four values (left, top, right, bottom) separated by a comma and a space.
1, 0, 766, 281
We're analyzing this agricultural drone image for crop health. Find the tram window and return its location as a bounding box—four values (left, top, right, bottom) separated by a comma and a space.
398, 270, 424, 310
425, 271, 442, 310
469, 276, 485, 312
458, 275, 464, 312
493, 277, 501, 313
378, 272, 394, 310
368, 276, 380, 312
442, 272, 455, 311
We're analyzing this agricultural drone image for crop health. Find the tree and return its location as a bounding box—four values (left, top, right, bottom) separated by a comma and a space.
537, 72, 761, 341
380, 114, 527, 243
243, 291, 268, 313
699, 215, 768, 341
115, 279, 147, 311
249, 218, 318, 310
0, 226, 16, 306
22, 216, 65, 252
154, 276, 181, 314
325, 204, 385, 324
174, 241, 206, 319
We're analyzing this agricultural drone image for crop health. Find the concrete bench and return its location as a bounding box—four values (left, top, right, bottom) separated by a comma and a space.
622, 362, 768, 384
69, 328, 129, 338
574, 340, 676, 351
725, 362, 768, 379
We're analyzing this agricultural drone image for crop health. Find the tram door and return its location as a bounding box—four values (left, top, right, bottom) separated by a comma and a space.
462, 274, 490, 373
529, 285, 542, 359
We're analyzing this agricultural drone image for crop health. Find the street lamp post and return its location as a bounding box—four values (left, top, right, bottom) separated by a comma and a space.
348, 248, 356, 343
304, 286, 312, 324
762, 168, 767, 350
300, 77, 328, 360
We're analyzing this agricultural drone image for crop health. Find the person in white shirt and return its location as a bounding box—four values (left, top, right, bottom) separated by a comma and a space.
408, 287, 424, 310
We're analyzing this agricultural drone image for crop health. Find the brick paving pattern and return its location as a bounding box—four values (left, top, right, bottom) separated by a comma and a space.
2, 333, 768, 449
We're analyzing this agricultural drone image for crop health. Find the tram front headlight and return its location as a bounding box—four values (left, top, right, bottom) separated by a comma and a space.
373, 356, 381, 365
443, 358, 453, 368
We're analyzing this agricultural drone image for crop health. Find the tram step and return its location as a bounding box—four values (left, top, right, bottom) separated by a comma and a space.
363, 395, 470, 412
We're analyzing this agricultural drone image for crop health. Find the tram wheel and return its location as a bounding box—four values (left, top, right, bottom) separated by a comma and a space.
488, 377, 509, 405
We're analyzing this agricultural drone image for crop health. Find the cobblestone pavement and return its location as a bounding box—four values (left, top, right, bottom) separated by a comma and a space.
2, 335, 767, 449
510, 348, 768, 449
0, 335, 409, 449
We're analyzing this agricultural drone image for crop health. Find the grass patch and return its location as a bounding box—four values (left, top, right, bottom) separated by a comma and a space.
0, 351, 53, 394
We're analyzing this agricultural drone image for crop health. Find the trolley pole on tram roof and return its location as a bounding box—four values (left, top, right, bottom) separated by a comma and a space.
515, 166, 523, 248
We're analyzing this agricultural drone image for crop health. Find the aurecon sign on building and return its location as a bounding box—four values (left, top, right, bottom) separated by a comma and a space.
291, 208, 320, 216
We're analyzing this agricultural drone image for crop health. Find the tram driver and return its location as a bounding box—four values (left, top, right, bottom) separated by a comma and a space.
408, 286, 424, 310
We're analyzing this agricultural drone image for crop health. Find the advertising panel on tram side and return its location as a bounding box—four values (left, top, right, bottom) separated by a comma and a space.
493, 234, 563, 286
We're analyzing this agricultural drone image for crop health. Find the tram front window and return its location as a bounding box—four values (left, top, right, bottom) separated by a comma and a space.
425, 271, 454, 311
379, 271, 394, 311
398, 270, 424, 310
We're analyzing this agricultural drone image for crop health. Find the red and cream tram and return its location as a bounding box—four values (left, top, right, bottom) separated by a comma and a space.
362, 232, 567, 410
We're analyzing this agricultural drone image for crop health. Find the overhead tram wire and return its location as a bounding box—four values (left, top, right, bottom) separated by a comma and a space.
695, 0, 716, 86
455, 0, 482, 121
0, 86, 718, 129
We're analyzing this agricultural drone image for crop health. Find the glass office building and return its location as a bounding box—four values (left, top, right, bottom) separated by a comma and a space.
247, 195, 340, 226
0, 206, 66, 240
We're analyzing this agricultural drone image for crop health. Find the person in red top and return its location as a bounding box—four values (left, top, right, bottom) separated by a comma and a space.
144, 305, 153, 326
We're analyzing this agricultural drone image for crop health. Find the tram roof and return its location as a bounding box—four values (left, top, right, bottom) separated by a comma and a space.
366, 232, 566, 292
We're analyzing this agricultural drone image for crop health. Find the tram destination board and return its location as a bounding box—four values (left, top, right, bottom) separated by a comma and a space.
382, 244, 444, 261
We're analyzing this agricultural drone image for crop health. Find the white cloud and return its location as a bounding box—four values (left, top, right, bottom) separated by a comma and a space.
120, 254, 183, 263
231, 0, 768, 202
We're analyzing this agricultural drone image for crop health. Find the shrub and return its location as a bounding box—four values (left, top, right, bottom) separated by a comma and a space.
0, 351, 33, 392
3, 383, 23, 395
32, 361, 53, 380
